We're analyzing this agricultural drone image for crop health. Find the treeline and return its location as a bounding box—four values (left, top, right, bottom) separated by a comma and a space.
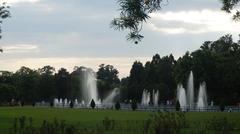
1, 34, 240, 105
0, 65, 120, 105
121, 34, 240, 105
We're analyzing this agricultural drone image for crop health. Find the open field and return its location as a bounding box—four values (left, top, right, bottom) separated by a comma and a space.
0, 107, 240, 133
0, 107, 150, 129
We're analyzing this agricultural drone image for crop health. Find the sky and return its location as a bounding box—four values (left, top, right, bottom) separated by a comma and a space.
0, 0, 240, 78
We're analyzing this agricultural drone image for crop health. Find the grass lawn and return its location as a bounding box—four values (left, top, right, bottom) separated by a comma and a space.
0, 107, 150, 129
0, 107, 240, 133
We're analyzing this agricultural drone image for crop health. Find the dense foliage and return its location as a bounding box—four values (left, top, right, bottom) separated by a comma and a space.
1, 35, 240, 105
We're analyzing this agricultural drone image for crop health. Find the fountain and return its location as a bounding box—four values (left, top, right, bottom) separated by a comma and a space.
53, 98, 59, 107
103, 88, 120, 103
177, 71, 208, 111
187, 71, 194, 109
141, 89, 150, 105
141, 89, 159, 106
59, 98, 63, 106
197, 82, 208, 109
81, 68, 100, 104
74, 99, 78, 105
153, 90, 159, 106
177, 84, 187, 109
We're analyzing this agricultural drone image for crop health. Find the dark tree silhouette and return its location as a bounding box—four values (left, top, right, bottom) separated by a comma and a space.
221, 0, 240, 21
90, 99, 96, 109
115, 101, 121, 110
131, 99, 137, 111
112, 0, 165, 43
175, 100, 180, 111
0, 2, 10, 53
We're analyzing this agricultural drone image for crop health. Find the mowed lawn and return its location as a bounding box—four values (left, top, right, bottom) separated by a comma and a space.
0, 107, 240, 130
0, 107, 150, 129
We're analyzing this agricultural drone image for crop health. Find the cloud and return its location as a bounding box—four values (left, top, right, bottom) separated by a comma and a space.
148, 9, 240, 34
6, 0, 40, 4
0, 57, 151, 78
2, 44, 39, 53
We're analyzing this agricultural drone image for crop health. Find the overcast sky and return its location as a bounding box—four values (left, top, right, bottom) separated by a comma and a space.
0, 0, 240, 78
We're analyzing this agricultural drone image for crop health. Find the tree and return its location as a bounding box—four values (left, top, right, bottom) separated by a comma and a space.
112, 0, 164, 43
55, 68, 70, 99
128, 61, 145, 101
97, 64, 120, 99
175, 100, 180, 111
221, 0, 240, 21
14, 66, 40, 103
38, 66, 56, 101
0, 83, 17, 104
131, 99, 137, 111
90, 99, 96, 109
115, 101, 121, 110
0, 2, 10, 39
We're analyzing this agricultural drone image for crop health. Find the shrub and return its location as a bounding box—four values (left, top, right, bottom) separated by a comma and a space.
219, 102, 225, 112
90, 99, 96, 109
70, 101, 74, 108
115, 101, 121, 110
131, 99, 137, 111
175, 100, 180, 111
151, 112, 186, 134
208, 116, 236, 134
9, 117, 78, 134
50, 102, 54, 108
32, 102, 35, 107
102, 117, 115, 131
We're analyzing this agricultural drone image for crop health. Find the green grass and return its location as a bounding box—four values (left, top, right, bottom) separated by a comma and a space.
1, 107, 240, 133
0, 107, 150, 129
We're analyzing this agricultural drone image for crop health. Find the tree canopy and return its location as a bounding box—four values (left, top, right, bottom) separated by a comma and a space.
221, 0, 240, 21
111, 0, 165, 43
0, 2, 10, 39
0, 2, 10, 53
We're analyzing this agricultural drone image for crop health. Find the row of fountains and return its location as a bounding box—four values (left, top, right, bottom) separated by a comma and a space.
177, 71, 208, 110
53, 69, 208, 110
141, 89, 159, 106
140, 71, 208, 110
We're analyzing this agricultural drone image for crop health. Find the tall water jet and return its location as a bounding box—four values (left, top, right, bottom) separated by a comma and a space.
177, 84, 187, 108
82, 68, 99, 104
53, 98, 59, 107
187, 71, 194, 109
153, 90, 159, 106
197, 82, 208, 109
141, 89, 150, 105
103, 88, 120, 103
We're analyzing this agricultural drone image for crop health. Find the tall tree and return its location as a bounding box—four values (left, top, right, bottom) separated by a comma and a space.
38, 66, 56, 101
128, 61, 145, 101
55, 68, 70, 99
97, 64, 120, 99
14, 67, 39, 103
